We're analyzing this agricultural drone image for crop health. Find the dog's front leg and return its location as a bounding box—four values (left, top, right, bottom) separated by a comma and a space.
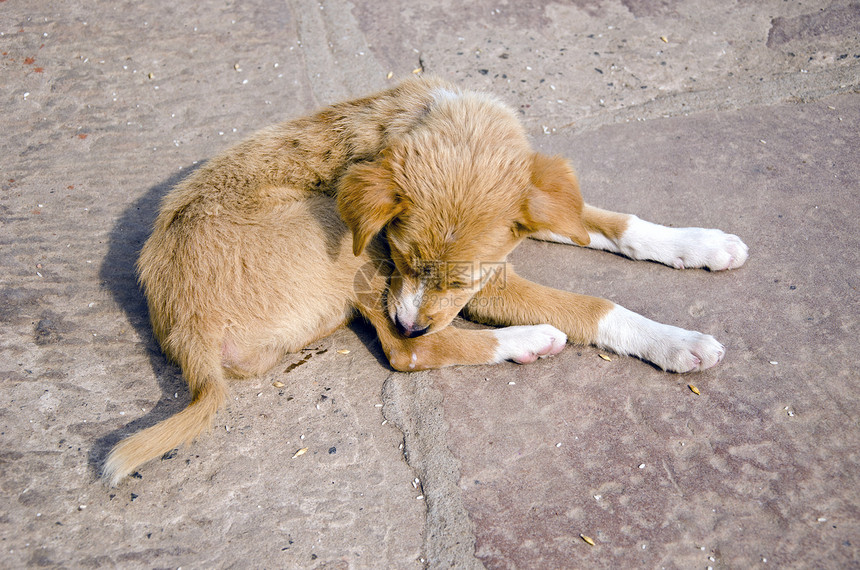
533, 204, 749, 271
358, 304, 566, 371
465, 270, 724, 373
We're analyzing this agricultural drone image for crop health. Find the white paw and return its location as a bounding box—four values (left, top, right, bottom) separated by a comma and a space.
596, 305, 726, 373
666, 228, 749, 271
651, 328, 725, 373
608, 217, 749, 271
493, 324, 567, 364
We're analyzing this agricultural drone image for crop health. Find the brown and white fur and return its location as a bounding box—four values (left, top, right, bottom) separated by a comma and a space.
103, 77, 748, 485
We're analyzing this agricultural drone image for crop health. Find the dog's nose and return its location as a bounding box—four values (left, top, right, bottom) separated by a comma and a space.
394, 314, 429, 338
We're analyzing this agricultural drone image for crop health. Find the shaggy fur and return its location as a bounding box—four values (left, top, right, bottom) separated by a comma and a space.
103, 77, 747, 485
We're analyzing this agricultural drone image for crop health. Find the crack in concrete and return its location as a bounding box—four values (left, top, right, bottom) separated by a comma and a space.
289, 3, 480, 563
288, 0, 387, 105
382, 372, 484, 570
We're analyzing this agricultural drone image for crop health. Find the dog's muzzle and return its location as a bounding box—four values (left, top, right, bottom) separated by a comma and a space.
394, 314, 429, 338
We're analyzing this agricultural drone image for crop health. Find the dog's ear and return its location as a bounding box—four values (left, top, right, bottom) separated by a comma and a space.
338, 158, 405, 256
519, 153, 591, 246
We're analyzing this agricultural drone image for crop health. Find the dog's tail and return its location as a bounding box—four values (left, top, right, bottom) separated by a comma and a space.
102, 345, 227, 486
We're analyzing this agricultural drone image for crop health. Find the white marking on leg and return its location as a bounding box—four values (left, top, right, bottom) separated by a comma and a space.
492, 324, 567, 364
595, 216, 748, 270
532, 218, 749, 271
530, 230, 576, 245
596, 305, 725, 372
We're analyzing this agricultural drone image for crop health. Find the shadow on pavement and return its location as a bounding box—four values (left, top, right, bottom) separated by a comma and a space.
90, 165, 201, 480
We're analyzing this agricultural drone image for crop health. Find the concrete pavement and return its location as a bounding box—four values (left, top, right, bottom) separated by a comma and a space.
1, 1, 858, 568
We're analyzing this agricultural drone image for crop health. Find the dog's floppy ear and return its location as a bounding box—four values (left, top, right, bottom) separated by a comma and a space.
337, 157, 405, 256
519, 153, 591, 246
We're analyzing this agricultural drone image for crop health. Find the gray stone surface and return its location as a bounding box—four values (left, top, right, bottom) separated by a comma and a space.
1, 1, 858, 568
438, 96, 860, 568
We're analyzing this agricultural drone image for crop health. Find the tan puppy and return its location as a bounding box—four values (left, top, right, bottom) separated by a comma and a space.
103, 76, 747, 485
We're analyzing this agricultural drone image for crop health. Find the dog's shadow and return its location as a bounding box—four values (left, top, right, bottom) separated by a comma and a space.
90, 166, 202, 479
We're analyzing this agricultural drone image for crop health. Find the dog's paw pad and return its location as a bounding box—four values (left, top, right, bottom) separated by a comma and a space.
493, 324, 567, 364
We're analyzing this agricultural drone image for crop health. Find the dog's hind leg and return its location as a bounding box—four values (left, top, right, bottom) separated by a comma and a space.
531, 204, 748, 271
464, 269, 725, 373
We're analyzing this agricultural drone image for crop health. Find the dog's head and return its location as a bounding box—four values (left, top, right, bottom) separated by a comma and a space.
338, 92, 589, 337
